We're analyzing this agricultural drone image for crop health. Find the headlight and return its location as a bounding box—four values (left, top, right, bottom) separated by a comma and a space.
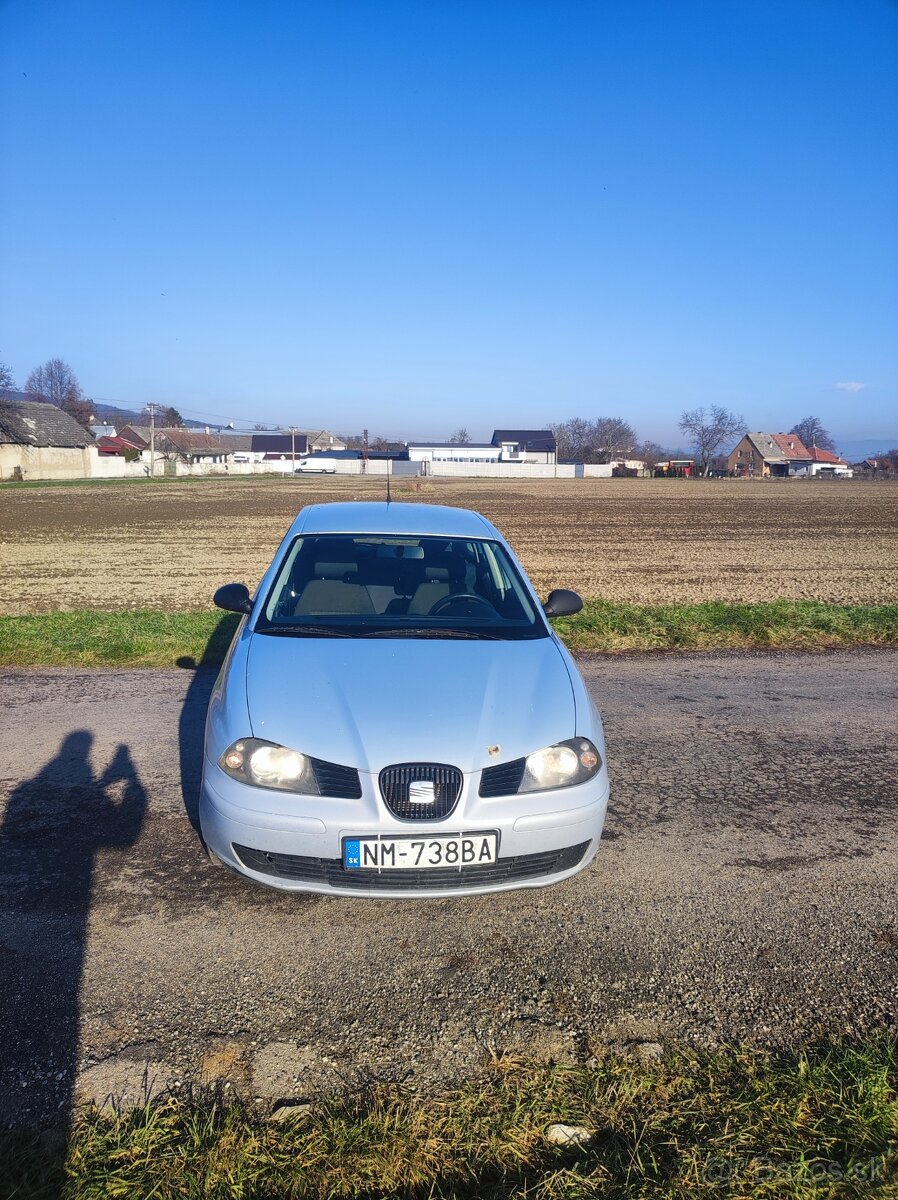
218, 738, 319, 794
520, 737, 601, 792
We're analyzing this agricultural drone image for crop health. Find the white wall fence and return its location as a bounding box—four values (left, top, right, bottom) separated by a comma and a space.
5, 449, 609, 482
0, 444, 95, 481
424, 461, 577, 479
90, 452, 150, 478
330, 460, 578, 478
163, 459, 616, 479
164, 458, 408, 476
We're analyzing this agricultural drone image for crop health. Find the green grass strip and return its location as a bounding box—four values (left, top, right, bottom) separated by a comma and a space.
0, 600, 896, 668
1, 1038, 896, 1199
0, 610, 242, 668
554, 598, 898, 652
0, 473, 296, 489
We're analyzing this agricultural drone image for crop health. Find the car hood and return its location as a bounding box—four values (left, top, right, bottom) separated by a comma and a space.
244, 633, 576, 774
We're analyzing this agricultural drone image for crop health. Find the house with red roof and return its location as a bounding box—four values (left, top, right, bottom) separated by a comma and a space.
801, 445, 853, 477
727, 432, 852, 477
95, 433, 145, 457
727, 432, 811, 477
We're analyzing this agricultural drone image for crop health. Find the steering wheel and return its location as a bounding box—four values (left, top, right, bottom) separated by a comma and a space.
428, 592, 498, 617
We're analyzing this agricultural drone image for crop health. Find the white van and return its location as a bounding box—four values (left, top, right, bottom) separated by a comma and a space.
294, 456, 337, 474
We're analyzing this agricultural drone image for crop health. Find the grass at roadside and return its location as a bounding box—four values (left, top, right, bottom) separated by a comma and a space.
554, 598, 898, 652
0, 472, 295, 490
0, 610, 242, 668
2, 1038, 896, 1199
0, 600, 896, 668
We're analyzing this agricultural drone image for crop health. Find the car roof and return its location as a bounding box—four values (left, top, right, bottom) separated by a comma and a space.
291, 502, 500, 540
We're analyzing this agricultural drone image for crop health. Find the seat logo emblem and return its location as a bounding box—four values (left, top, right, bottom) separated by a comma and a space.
409, 780, 436, 804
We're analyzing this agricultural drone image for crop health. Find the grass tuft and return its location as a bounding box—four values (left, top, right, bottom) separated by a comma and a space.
0, 600, 895, 669
0, 1038, 896, 1198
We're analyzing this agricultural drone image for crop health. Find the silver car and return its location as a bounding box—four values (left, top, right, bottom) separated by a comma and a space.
200, 502, 609, 897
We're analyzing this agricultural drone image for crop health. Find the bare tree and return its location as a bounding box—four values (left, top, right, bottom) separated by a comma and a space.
25, 358, 83, 407
638, 440, 665, 469
550, 416, 637, 463
549, 418, 589, 461
678, 406, 745, 476
592, 417, 637, 462
25, 358, 94, 431
0, 360, 14, 392
789, 415, 835, 453
339, 433, 366, 450
449, 427, 471, 445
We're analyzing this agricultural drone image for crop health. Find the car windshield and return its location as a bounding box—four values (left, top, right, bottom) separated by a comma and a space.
256, 534, 547, 640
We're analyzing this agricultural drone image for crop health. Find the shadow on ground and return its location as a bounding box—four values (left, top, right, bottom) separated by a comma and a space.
176, 612, 240, 837
0, 732, 147, 1196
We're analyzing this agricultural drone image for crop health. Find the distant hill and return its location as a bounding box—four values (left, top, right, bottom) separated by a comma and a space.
834, 438, 898, 462
91, 399, 206, 429
0, 391, 205, 430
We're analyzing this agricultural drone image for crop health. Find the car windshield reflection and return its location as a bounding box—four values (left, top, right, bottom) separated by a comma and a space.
255, 534, 547, 641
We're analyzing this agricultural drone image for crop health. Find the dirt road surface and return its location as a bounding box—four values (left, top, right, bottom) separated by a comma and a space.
1, 650, 896, 1126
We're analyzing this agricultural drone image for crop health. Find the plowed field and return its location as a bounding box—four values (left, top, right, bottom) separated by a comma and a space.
1, 477, 896, 613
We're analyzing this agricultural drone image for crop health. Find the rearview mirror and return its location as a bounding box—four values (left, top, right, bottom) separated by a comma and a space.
543, 588, 583, 618
213, 582, 253, 614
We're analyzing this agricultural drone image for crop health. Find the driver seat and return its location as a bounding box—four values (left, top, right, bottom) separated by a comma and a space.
407, 568, 450, 615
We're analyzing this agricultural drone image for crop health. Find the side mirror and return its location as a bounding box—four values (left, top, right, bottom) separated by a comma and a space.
213, 582, 253, 614
543, 588, 583, 618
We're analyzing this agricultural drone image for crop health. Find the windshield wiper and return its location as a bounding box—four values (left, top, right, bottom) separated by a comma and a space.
361, 627, 502, 640
260, 625, 355, 638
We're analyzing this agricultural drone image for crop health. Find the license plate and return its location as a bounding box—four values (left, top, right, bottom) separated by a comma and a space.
342, 832, 498, 871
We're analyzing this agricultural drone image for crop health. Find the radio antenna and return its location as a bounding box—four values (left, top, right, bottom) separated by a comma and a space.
386, 457, 392, 504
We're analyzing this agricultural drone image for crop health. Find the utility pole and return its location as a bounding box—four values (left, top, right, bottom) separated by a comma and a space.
289, 426, 298, 475
362, 428, 369, 475
148, 402, 158, 478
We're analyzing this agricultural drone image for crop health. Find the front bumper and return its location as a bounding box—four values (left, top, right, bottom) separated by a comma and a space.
199, 758, 609, 898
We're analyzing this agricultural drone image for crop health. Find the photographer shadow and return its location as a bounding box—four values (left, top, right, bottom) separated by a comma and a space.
0, 731, 147, 1192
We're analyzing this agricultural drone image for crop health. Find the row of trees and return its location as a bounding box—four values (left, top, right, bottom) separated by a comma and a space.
550, 409, 746, 473
340, 432, 406, 453
550, 417, 652, 465
548, 409, 841, 475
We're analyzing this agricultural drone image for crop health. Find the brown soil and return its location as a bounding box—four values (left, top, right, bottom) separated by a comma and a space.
1, 476, 896, 613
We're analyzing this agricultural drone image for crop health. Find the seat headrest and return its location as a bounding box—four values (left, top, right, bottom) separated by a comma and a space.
314, 561, 358, 579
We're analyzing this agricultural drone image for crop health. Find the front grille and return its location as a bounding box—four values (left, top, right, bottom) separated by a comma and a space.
310, 757, 362, 799
378, 762, 462, 821
479, 757, 526, 797
232, 840, 590, 891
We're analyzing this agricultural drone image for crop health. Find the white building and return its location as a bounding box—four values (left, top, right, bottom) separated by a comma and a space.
490, 430, 557, 464
407, 429, 558, 467
406, 442, 502, 465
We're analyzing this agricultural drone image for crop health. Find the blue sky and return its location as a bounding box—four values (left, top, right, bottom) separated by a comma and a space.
1, 0, 896, 450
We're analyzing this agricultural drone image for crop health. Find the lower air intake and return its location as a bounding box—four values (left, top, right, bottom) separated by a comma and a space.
233, 841, 591, 891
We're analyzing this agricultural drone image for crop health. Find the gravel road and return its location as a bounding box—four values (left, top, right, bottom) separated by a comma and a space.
1, 650, 896, 1126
